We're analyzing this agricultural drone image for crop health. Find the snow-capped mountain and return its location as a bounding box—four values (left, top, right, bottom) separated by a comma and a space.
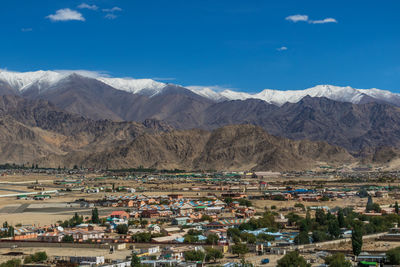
188, 84, 400, 106
1, 70, 400, 107
0, 70, 167, 96
98, 77, 165, 97
0, 70, 64, 92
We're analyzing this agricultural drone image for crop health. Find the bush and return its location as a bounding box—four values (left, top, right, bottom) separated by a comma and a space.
277, 251, 310, 267
386, 246, 400, 265
205, 247, 223, 263
116, 224, 129, 234
24, 252, 48, 264
132, 232, 152, 242
184, 250, 205, 262
0, 259, 21, 267
324, 253, 351, 267
62, 235, 74, 242
206, 233, 219, 245
231, 243, 248, 257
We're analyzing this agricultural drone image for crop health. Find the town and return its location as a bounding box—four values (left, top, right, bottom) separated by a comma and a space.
0, 167, 398, 266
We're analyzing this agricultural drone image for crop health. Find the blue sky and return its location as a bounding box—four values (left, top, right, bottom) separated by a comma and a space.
1, 0, 400, 93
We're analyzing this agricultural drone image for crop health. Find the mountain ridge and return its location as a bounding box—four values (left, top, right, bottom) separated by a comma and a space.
1, 70, 400, 106
0, 95, 354, 171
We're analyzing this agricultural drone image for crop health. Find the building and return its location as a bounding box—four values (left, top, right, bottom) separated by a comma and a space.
110, 211, 130, 220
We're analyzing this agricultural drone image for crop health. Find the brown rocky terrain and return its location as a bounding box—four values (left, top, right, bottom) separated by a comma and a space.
0, 95, 353, 171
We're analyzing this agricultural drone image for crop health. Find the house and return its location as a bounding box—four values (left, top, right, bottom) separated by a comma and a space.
205, 218, 249, 230
147, 224, 161, 234
275, 214, 289, 228
70, 256, 105, 265
162, 227, 182, 235
140, 246, 160, 255
172, 217, 190, 225
162, 246, 203, 261
205, 229, 228, 242
38, 232, 64, 242
178, 203, 193, 216
110, 211, 130, 220
168, 194, 183, 200
141, 210, 160, 218
221, 193, 247, 199
13, 227, 38, 240
152, 234, 183, 243
119, 200, 134, 207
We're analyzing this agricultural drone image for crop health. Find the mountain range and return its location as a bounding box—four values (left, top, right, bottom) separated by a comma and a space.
0, 69, 400, 170
0, 95, 353, 170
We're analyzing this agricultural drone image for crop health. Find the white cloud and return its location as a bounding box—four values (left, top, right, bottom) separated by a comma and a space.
105, 14, 117, 20
102, 7, 122, 12
277, 46, 288, 51
285, 14, 309, 22
46, 8, 85, 22
310, 18, 337, 24
78, 3, 98, 10
21, 28, 33, 32
286, 14, 337, 24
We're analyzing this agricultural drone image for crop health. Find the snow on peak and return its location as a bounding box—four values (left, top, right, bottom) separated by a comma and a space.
97, 77, 165, 96
1, 70, 399, 106
0, 70, 167, 96
189, 84, 400, 106
186, 86, 228, 101
0, 70, 64, 92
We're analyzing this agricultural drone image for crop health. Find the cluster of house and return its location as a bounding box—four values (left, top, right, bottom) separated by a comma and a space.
262, 186, 396, 202
97, 194, 255, 219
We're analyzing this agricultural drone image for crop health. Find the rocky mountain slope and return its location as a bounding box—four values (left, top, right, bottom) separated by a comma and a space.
0, 95, 353, 171
1, 70, 400, 160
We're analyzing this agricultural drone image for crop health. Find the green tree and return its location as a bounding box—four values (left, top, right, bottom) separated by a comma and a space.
140, 220, 148, 228
91, 208, 100, 224
62, 235, 74, 242
205, 247, 223, 263
183, 250, 205, 262
231, 243, 249, 258
206, 233, 219, 245
324, 253, 351, 267
131, 253, 141, 267
257, 233, 274, 242
237, 198, 252, 207
0, 259, 21, 267
227, 228, 241, 239
132, 232, 152, 242
116, 224, 128, 234
312, 230, 329, 243
351, 224, 363, 256
277, 251, 311, 267
294, 231, 310, 245
395, 201, 399, 214
366, 196, 374, 212
315, 209, 326, 225
337, 209, 345, 228
328, 219, 341, 239
184, 234, 199, 243
240, 233, 256, 244
24, 252, 47, 264
7, 226, 14, 237
200, 214, 213, 222
224, 197, 233, 205
386, 246, 400, 265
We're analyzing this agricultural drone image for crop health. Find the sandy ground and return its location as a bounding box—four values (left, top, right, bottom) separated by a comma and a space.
323, 240, 400, 252
0, 246, 132, 264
